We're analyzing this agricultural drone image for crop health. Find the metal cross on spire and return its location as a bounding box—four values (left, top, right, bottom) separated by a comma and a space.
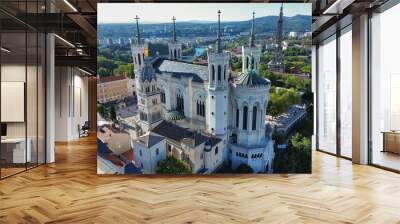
216, 10, 222, 53
249, 11, 256, 47
134, 15, 141, 45
172, 16, 177, 43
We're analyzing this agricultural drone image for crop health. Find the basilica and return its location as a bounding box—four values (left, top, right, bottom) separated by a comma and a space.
131, 11, 275, 174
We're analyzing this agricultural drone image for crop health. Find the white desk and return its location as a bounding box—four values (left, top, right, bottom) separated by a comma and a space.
1, 138, 31, 163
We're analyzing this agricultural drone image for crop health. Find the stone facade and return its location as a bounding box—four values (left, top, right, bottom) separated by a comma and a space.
131, 13, 275, 173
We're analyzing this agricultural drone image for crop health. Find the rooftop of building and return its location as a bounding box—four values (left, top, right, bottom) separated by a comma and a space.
234, 70, 270, 87
116, 105, 137, 119
150, 57, 208, 83
152, 120, 221, 148
136, 132, 165, 148
99, 75, 128, 83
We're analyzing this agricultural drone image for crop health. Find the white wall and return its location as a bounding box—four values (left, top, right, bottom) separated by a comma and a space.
54, 67, 89, 141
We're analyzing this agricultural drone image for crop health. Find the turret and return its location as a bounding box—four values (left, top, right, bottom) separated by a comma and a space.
207, 10, 229, 136
131, 15, 145, 72
131, 15, 162, 132
207, 10, 230, 91
242, 12, 261, 74
168, 16, 182, 60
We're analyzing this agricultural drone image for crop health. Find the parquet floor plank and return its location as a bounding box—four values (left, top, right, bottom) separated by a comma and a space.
0, 135, 399, 223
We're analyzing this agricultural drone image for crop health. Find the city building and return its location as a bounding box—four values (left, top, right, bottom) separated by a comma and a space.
97, 75, 133, 103
133, 132, 166, 174
288, 31, 298, 38
1, 1, 400, 223
131, 11, 274, 173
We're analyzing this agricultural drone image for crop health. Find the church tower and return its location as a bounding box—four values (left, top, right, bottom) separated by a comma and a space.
207, 10, 230, 137
131, 16, 163, 133
242, 12, 261, 74
268, 4, 285, 72
168, 16, 182, 60
131, 15, 145, 74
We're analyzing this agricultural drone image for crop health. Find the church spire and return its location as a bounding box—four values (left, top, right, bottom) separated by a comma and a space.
134, 15, 141, 45
249, 11, 255, 47
172, 16, 177, 43
216, 10, 221, 53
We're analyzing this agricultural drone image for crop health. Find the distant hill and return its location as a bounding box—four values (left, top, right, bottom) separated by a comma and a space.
98, 15, 311, 39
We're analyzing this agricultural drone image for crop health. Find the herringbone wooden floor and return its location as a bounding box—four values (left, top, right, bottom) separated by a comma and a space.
1, 136, 400, 224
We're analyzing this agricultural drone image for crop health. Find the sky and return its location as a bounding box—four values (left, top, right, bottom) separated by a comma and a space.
98, 3, 311, 24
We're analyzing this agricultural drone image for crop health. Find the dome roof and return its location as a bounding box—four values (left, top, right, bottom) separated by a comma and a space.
165, 110, 185, 120
234, 70, 270, 87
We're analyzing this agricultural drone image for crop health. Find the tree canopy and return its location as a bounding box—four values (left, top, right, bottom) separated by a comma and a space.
236, 163, 254, 173
156, 156, 191, 174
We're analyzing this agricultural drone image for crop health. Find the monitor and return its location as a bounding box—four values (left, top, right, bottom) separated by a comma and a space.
1, 123, 7, 137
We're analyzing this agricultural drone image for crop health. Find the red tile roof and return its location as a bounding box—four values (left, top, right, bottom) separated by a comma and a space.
99, 75, 127, 83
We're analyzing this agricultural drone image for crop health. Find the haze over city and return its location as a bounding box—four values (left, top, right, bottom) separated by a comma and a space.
98, 3, 311, 24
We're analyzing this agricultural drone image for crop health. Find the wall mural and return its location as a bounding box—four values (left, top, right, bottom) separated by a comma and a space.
96, 3, 312, 174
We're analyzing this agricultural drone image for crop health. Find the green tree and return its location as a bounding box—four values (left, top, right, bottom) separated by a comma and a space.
273, 133, 311, 173
267, 88, 300, 118
97, 103, 105, 117
290, 133, 311, 173
236, 163, 253, 173
110, 105, 117, 121
272, 130, 285, 145
156, 156, 191, 174
231, 56, 242, 72
97, 56, 117, 71
97, 67, 109, 78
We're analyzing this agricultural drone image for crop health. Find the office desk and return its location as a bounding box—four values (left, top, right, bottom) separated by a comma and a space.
382, 131, 400, 154
1, 138, 31, 164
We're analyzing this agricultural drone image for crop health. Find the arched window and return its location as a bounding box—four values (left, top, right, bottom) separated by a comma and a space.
161, 91, 165, 103
138, 54, 141, 66
177, 94, 184, 112
215, 147, 218, 155
252, 106, 257, 130
196, 100, 205, 117
217, 65, 221, 81
243, 106, 248, 130
224, 65, 227, 80
202, 102, 205, 117
236, 109, 239, 128
174, 49, 177, 60
211, 65, 215, 81
156, 148, 159, 155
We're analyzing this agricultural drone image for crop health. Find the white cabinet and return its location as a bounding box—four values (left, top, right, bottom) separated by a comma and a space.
1, 138, 31, 163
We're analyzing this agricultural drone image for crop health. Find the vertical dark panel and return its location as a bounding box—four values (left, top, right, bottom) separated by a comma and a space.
316, 45, 319, 151
243, 106, 248, 130
336, 28, 341, 156
367, 11, 373, 165
25, 0, 28, 171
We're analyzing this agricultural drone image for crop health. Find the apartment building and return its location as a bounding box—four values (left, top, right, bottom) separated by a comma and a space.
97, 75, 133, 103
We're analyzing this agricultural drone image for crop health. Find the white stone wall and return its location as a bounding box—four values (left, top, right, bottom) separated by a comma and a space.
131, 45, 145, 71
207, 51, 230, 136
134, 138, 166, 174
232, 86, 269, 147
204, 141, 224, 173
168, 42, 182, 60
230, 141, 273, 173
136, 79, 163, 132
242, 46, 261, 73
